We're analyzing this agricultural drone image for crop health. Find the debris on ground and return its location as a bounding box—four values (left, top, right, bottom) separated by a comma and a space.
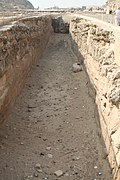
72, 63, 82, 73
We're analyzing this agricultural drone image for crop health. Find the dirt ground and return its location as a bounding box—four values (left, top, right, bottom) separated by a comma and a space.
0, 34, 112, 180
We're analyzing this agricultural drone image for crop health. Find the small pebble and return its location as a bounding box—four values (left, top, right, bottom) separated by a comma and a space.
98, 172, 102, 176
34, 172, 38, 177
37, 169, 43, 173
46, 147, 51, 151
54, 170, 63, 177
72, 63, 82, 73
44, 177, 48, 180
35, 163, 41, 169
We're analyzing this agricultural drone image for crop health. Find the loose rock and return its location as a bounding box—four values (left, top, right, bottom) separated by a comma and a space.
35, 163, 41, 169
37, 169, 43, 173
98, 172, 102, 176
54, 170, 64, 177
46, 147, 51, 151
34, 172, 39, 178
72, 63, 82, 73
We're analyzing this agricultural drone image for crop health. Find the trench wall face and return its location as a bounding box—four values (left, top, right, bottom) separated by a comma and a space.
70, 17, 120, 179
0, 16, 53, 123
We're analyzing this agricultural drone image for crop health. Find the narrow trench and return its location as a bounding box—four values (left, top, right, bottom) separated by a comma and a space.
0, 27, 112, 179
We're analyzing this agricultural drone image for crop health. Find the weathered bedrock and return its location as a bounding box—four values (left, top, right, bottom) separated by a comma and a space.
70, 16, 120, 179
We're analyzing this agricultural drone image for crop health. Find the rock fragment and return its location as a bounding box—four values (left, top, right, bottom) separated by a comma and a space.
35, 163, 41, 169
54, 170, 64, 177
72, 63, 82, 73
98, 171, 102, 176
46, 147, 51, 151
34, 172, 39, 178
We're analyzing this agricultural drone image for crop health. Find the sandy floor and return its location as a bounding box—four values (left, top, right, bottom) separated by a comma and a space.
0, 33, 112, 180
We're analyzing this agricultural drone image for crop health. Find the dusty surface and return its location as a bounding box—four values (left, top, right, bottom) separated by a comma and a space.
0, 34, 112, 180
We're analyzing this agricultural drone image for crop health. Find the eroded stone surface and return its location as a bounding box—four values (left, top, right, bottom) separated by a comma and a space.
0, 15, 52, 123
70, 16, 120, 179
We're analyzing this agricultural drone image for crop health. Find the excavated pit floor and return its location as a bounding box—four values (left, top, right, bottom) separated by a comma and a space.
0, 34, 112, 180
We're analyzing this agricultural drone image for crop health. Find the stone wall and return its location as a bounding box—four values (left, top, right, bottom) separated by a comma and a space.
70, 17, 120, 179
0, 15, 52, 124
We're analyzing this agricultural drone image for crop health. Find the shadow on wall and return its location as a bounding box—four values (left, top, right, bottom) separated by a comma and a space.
52, 16, 69, 33
69, 34, 113, 178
